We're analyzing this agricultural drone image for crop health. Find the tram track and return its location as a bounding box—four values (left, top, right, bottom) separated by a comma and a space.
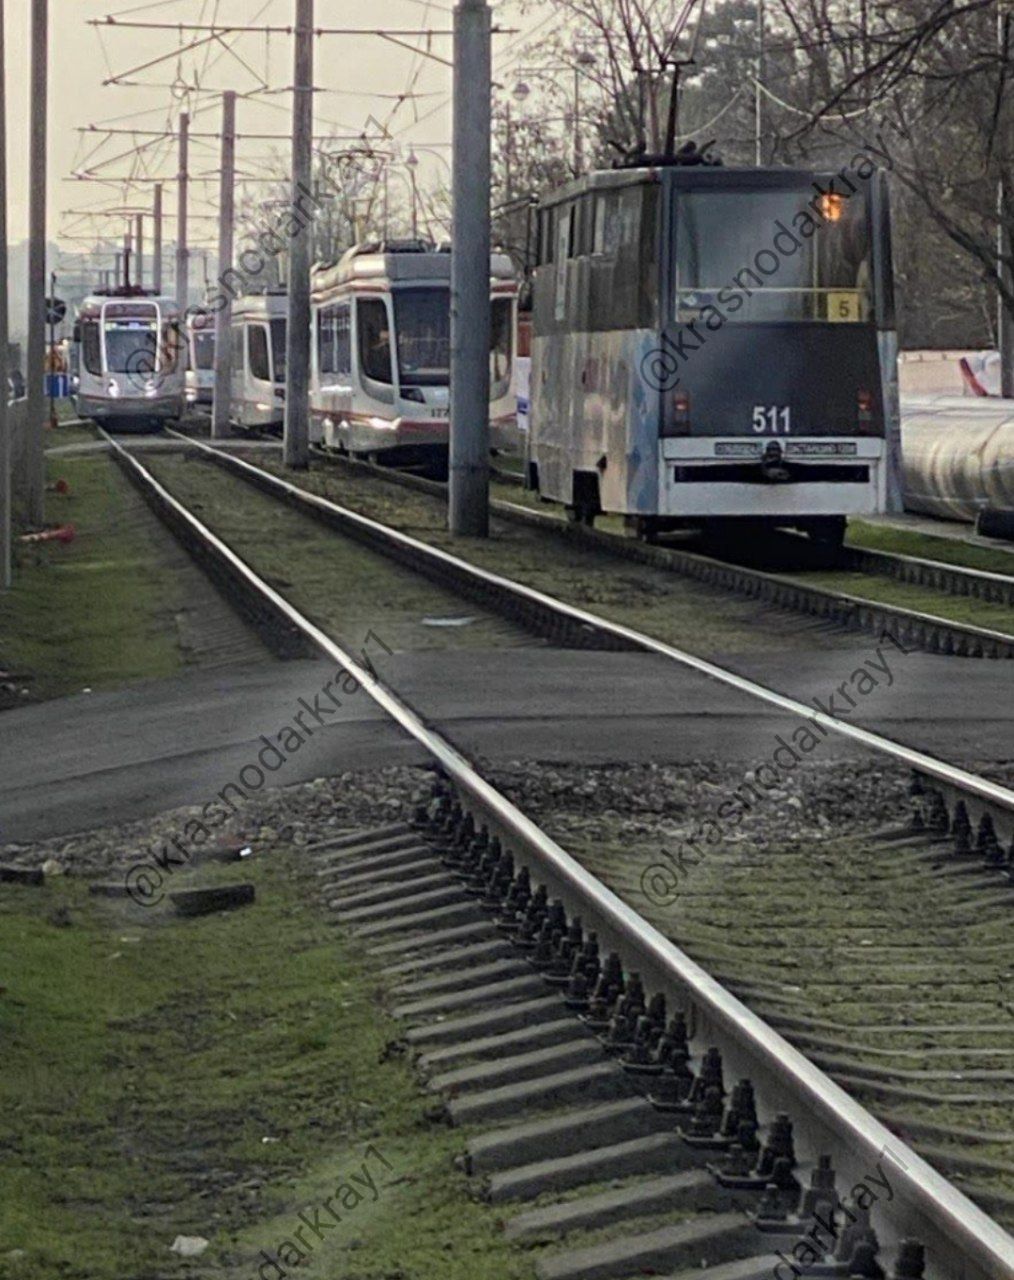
149, 430, 1014, 854
98, 427, 1014, 1278
303, 444, 1014, 657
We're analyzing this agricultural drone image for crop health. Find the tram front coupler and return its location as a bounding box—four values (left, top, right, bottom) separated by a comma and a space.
759, 440, 791, 483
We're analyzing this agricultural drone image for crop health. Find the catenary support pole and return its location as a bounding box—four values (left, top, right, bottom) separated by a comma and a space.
449, 0, 491, 537
212, 90, 237, 439
998, 2, 1014, 396
135, 213, 144, 291
0, 0, 11, 588
283, 0, 314, 469
175, 111, 189, 308
754, 0, 764, 164
153, 182, 163, 294
25, 0, 48, 524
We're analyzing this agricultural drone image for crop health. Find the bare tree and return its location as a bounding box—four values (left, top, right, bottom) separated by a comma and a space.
515, 0, 710, 159
761, 0, 1014, 376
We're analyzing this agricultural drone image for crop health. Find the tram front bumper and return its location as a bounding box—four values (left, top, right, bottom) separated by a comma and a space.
658, 437, 886, 516
78, 395, 183, 421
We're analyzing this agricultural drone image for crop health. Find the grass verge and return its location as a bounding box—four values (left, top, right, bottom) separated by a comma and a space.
0, 449, 189, 703
0, 838, 532, 1280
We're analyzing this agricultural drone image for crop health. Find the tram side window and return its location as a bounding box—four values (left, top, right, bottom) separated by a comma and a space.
270, 319, 287, 382
357, 299, 392, 385
161, 323, 180, 373
249, 324, 271, 381
192, 329, 215, 370
319, 306, 351, 378
561, 204, 576, 258
490, 298, 512, 397
538, 208, 556, 265
335, 307, 351, 376
592, 193, 621, 257
81, 320, 102, 375
318, 308, 336, 375
587, 184, 656, 331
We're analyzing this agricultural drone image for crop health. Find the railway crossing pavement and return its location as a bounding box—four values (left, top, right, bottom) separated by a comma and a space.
1, 642, 1010, 844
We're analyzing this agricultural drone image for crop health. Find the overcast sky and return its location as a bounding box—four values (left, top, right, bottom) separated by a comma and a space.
4, 0, 550, 252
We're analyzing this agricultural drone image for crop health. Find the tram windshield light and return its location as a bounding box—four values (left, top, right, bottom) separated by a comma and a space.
818, 193, 845, 222
857, 388, 873, 411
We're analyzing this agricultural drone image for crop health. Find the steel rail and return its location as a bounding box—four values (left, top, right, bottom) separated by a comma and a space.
496, 499, 1014, 659
842, 542, 1014, 607
169, 431, 1014, 845
306, 444, 1014, 655
109, 429, 1014, 1279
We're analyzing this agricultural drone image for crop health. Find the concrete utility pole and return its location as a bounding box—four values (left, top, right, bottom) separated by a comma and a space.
449, 0, 492, 536
0, 0, 11, 588
284, 0, 314, 470
998, 1, 1014, 396
754, 0, 764, 165
135, 213, 144, 291
212, 90, 237, 439
25, 0, 48, 525
175, 111, 190, 308
153, 183, 163, 294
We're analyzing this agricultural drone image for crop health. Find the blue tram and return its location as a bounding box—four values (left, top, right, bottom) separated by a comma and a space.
529, 157, 899, 546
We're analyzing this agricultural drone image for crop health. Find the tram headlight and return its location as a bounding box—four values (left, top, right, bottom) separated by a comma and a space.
107, 380, 121, 399
144, 381, 158, 398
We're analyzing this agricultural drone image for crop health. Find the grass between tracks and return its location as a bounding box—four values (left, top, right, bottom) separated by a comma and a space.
0, 846, 532, 1280
229, 451, 1014, 642
0, 438, 187, 704
847, 519, 1014, 578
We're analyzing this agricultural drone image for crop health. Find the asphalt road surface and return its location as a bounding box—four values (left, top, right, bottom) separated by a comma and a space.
1, 641, 1009, 842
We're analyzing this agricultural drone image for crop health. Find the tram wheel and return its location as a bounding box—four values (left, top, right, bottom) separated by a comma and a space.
807, 516, 847, 551
565, 503, 596, 528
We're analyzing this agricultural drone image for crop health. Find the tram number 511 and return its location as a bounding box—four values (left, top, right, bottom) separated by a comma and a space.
752, 405, 791, 434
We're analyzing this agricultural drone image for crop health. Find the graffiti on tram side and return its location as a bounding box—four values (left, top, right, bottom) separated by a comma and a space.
123, 630, 394, 907
638, 630, 915, 909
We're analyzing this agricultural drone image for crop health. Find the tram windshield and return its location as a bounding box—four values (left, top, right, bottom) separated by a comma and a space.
190, 330, 215, 371
104, 316, 159, 374
674, 186, 872, 323
394, 287, 450, 384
